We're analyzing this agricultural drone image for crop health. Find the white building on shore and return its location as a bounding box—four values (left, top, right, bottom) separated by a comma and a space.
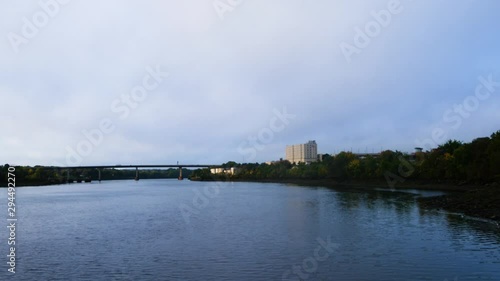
210, 167, 239, 175
285, 140, 318, 164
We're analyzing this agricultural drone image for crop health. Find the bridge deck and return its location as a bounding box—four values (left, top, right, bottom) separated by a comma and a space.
54, 165, 219, 169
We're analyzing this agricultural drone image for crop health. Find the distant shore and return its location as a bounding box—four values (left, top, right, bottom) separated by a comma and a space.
0, 176, 181, 188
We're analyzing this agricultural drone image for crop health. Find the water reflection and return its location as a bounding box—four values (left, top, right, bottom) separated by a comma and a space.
0, 181, 498, 280
334, 188, 416, 216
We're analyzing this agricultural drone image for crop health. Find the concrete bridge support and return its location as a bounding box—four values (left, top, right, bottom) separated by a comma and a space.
178, 167, 183, 180
135, 167, 139, 181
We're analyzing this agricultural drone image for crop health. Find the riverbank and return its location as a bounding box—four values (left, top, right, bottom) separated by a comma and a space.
0, 176, 184, 188
270, 179, 500, 222
192, 177, 483, 192
268, 179, 500, 222
263, 179, 500, 221
192, 177, 500, 221
280, 179, 478, 192
0, 180, 62, 188
418, 185, 500, 222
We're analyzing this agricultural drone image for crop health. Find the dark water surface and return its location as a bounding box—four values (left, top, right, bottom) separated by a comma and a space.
1, 180, 499, 280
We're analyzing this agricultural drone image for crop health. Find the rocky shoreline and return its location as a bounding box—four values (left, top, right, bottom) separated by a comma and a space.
295, 180, 500, 222
417, 185, 500, 222
286, 179, 500, 222
193, 177, 500, 222
192, 177, 484, 191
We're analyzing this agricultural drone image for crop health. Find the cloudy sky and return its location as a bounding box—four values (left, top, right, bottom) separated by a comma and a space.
1, 0, 499, 166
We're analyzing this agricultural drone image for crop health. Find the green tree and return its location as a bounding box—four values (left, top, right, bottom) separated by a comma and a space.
487, 131, 500, 181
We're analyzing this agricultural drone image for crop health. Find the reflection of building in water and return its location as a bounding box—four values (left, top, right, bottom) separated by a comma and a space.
286, 140, 318, 164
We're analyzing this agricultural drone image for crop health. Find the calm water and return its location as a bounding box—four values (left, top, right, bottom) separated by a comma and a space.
1, 180, 499, 280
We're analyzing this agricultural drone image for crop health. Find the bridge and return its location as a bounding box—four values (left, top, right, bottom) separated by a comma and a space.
54, 164, 220, 182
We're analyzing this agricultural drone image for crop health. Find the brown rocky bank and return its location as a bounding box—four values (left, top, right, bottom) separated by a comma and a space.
418, 184, 500, 222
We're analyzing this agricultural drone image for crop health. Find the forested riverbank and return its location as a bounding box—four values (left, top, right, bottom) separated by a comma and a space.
190, 131, 500, 221
0, 166, 193, 187
193, 131, 500, 185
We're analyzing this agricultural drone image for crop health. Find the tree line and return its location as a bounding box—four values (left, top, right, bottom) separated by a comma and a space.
192, 130, 500, 185
0, 166, 193, 187
2, 130, 499, 187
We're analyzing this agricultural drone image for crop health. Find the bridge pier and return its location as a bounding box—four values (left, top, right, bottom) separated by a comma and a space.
135, 167, 139, 181
178, 167, 183, 180
66, 169, 70, 183
98, 169, 101, 182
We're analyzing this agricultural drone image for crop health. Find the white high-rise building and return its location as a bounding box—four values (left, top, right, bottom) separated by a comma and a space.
285, 140, 318, 164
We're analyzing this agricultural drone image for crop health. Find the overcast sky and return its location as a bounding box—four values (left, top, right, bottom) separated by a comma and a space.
1, 0, 499, 166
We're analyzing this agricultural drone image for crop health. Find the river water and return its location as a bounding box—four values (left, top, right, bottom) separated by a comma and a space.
1, 180, 499, 280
